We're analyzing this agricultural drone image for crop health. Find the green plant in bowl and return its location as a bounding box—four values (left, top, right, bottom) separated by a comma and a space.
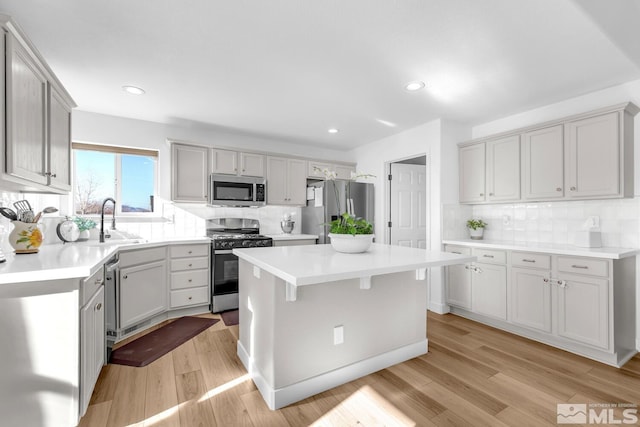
74, 216, 97, 231
329, 212, 373, 236
466, 219, 487, 230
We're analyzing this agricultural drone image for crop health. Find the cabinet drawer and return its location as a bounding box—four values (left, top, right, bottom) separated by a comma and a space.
171, 270, 209, 290
119, 246, 167, 268
170, 286, 209, 308
443, 245, 472, 256
472, 248, 506, 265
171, 257, 209, 272
170, 244, 209, 258
557, 257, 609, 278
81, 266, 105, 306
511, 252, 551, 270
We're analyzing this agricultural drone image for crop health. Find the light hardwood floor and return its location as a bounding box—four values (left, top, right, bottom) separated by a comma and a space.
80, 312, 640, 426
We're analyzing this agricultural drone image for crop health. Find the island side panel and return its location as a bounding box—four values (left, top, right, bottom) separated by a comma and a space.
271, 270, 427, 389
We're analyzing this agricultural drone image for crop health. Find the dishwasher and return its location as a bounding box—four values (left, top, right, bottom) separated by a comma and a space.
104, 256, 119, 359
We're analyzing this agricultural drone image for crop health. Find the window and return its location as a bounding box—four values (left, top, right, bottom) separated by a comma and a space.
72, 143, 158, 215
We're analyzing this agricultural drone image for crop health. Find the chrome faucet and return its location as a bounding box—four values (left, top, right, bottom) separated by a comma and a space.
100, 198, 116, 243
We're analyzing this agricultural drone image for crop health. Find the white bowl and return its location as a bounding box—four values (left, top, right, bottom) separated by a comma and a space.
328, 233, 374, 253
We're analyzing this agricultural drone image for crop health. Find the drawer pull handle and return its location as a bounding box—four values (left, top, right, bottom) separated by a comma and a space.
188, 279, 192, 282
188, 263, 193, 267
543, 278, 549, 283
522, 259, 536, 263
556, 187, 562, 192
96, 303, 102, 311
188, 296, 192, 300
483, 255, 494, 258
570, 186, 576, 191
451, 251, 462, 254
571, 265, 589, 269
188, 251, 193, 254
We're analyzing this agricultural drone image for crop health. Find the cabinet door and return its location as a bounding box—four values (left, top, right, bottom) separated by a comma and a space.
211, 148, 238, 175
308, 161, 333, 178
486, 135, 520, 202
80, 286, 105, 415
447, 263, 472, 309
240, 152, 265, 177
171, 144, 209, 202
557, 274, 609, 349
522, 125, 564, 200
511, 267, 551, 332
287, 158, 308, 205
471, 263, 507, 320
267, 156, 288, 204
565, 112, 621, 198
120, 260, 167, 329
5, 32, 48, 185
459, 144, 485, 203
48, 84, 72, 191
335, 165, 356, 180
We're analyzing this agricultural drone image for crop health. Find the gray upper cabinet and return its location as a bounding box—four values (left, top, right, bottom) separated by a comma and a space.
1, 17, 76, 193
522, 125, 564, 200
171, 143, 209, 203
459, 102, 638, 204
486, 134, 520, 202
211, 148, 265, 177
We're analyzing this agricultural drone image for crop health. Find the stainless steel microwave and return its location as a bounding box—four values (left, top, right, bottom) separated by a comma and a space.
208, 174, 266, 207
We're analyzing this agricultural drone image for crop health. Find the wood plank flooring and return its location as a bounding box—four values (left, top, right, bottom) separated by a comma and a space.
79, 312, 640, 426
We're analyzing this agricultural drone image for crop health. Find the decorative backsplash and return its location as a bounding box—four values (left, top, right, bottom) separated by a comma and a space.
443, 198, 640, 248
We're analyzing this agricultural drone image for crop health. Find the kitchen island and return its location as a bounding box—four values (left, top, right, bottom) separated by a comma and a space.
233, 243, 475, 410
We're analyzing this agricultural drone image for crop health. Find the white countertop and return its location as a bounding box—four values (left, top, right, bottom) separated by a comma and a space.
266, 233, 318, 241
0, 237, 210, 285
442, 239, 640, 259
233, 243, 475, 286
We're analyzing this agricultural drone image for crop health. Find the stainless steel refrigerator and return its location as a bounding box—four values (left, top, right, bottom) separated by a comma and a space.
301, 180, 375, 244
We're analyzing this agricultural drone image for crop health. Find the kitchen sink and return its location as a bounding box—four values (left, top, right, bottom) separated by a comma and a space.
81, 238, 148, 247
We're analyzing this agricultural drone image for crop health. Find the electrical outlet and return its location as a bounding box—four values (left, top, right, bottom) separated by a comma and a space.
333, 325, 344, 345
502, 215, 511, 226
587, 216, 600, 228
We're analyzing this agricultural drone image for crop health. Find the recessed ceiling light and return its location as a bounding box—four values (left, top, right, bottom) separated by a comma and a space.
404, 81, 425, 92
122, 85, 146, 95
328, 128, 339, 134
376, 119, 397, 128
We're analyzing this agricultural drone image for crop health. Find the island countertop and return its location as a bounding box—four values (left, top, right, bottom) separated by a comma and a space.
233, 243, 475, 286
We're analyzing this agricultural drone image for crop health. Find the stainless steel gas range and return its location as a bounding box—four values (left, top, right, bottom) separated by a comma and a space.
207, 218, 273, 313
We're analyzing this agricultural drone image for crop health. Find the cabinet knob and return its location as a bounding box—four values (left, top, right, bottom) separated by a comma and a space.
570, 186, 576, 191
123, 275, 128, 279
188, 263, 192, 267
96, 303, 102, 311
556, 187, 562, 192
489, 193, 494, 196
188, 279, 192, 283
188, 251, 193, 254
479, 193, 484, 197
188, 296, 192, 300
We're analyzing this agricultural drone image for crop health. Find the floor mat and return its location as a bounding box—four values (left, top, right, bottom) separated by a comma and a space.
110, 316, 219, 367
220, 309, 239, 326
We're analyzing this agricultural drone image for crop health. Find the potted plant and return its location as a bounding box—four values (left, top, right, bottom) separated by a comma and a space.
466, 219, 487, 240
315, 167, 376, 253
74, 216, 97, 241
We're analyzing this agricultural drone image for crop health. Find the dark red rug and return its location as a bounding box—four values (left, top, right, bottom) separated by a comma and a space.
110, 316, 219, 367
221, 309, 239, 326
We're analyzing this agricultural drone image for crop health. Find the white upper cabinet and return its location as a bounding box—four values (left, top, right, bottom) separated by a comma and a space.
459, 102, 638, 204
308, 161, 356, 180
239, 152, 265, 177
267, 156, 307, 205
522, 125, 564, 200
2, 19, 75, 193
564, 111, 626, 199
212, 149, 265, 177
459, 143, 486, 203
486, 135, 520, 202
211, 148, 238, 175
171, 143, 209, 203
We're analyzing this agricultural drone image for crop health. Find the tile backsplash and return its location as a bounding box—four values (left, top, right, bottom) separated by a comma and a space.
443, 198, 640, 248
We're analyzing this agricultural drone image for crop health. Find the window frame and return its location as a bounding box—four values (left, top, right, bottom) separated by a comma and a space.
72, 142, 160, 217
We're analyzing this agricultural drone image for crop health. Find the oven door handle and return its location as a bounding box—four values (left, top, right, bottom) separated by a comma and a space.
215, 250, 235, 254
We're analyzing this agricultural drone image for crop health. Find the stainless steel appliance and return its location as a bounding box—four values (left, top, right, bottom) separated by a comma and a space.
207, 218, 272, 312
104, 256, 120, 357
208, 174, 266, 207
301, 180, 374, 244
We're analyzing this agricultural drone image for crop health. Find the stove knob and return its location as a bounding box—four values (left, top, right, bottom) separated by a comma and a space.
243, 240, 251, 247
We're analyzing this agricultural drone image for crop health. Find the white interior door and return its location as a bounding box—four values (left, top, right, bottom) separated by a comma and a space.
390, 163, 427, 248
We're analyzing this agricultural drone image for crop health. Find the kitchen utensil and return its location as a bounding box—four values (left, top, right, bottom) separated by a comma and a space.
280, 220, 295, 234
21, 211, 35, 223
14, 199, 32, 213
0, 207, 18, 221
42, 206, 58, 214
33, 212, 43, 223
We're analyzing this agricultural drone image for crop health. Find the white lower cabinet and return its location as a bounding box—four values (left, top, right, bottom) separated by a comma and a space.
556, 273, 609, 350
169, 243, 210, 309
119, 247, 168, 330
445, 245, 635, 366
511, 267, 552, 333
80, 266, 105, 417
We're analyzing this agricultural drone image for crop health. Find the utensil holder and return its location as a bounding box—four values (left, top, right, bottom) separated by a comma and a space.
9, 221, 42, 254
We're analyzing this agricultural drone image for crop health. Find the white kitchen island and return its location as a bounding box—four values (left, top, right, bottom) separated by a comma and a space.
233, 243, 474, 410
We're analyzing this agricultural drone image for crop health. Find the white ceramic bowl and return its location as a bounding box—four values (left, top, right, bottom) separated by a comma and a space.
328, 233, 374, 253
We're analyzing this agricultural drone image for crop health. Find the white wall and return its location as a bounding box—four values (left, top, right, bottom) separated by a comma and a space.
72, 110, 355, 201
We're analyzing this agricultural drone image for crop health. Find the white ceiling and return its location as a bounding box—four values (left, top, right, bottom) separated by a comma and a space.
2, 0, 640, 150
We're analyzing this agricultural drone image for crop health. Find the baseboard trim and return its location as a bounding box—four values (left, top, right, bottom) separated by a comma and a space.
237, 339, 428, 410
637, 338, 640, 352
428, 301, 449, 314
